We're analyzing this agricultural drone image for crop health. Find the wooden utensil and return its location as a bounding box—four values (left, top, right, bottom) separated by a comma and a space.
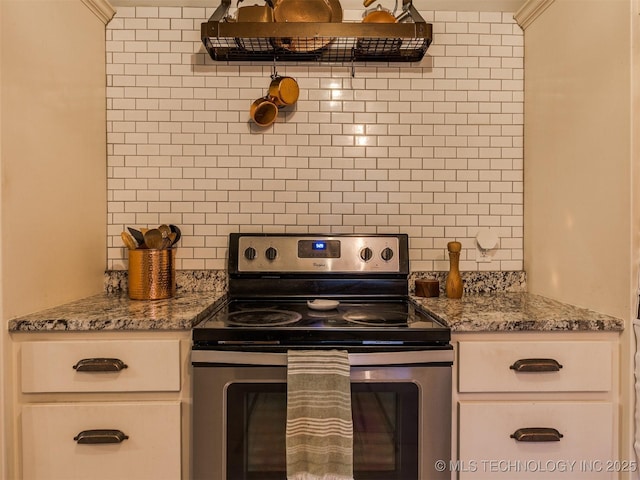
121, 231, 138, 250
158, 224, 171, 238
143, 229, 164, 250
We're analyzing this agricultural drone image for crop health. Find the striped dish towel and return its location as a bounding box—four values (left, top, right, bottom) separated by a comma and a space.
286, 350, 354, 480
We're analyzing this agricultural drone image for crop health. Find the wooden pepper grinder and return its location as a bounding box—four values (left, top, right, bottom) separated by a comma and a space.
445, 241, 463, 299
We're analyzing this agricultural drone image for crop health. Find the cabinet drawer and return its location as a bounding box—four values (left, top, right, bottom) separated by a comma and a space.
22, 402, 181, 480
458, 401, 615, 479
458, 341, 612, 393
21, 340, 180, 393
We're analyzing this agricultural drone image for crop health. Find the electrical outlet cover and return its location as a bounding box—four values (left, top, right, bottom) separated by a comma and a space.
475, 228, 499, 251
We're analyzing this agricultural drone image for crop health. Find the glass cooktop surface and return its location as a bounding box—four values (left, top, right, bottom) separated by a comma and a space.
193, 298, 450, 347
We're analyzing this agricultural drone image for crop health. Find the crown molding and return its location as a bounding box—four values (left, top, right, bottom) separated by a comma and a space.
81, 0, 117, 25
514, 0, 555, 29
109, 0, 525, 10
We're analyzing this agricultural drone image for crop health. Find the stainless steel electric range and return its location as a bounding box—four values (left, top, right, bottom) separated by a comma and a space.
192, 233, 453, 480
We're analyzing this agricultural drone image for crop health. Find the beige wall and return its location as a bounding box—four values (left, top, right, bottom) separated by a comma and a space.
524, 0, 632, 317
2, 1, 108, 317
0, 3, 5, 476
1, 1, 110, 477
523, 0, 636, 472
633, 0, 640, 468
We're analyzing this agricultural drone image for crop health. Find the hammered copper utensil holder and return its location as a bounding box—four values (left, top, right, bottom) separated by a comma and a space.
128, 248, 176, 300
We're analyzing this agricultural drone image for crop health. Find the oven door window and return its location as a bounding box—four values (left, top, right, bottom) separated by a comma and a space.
226, 382, 418, 480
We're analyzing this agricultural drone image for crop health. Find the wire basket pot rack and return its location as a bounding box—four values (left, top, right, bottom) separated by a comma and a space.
201, 0, 433, 63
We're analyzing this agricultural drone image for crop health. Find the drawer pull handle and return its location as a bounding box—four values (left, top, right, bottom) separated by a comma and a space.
72, 358, 128, 372
510, 427, 563, 442
509, 358, 563, 372
73, 429, 129, 444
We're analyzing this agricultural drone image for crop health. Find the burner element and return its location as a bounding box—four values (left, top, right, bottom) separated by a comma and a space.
342, 310, 408, 326
225, 309, 302, 327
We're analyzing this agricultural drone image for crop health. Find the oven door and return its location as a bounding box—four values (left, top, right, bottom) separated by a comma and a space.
192, 349, 453, 480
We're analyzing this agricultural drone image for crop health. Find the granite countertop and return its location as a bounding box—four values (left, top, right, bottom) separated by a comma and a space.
411, 292, 624, 332
8, 292, 226, 332
8, 290, 624, 333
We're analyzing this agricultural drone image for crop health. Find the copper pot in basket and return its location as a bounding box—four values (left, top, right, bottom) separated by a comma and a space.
272, 0, 343, 52
236, 4, 273, 22
358, 2, 402, 54
362, 4, 396, 23
233, 0, 274, 52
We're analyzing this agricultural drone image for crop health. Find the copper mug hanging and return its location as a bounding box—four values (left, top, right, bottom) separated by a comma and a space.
250, 63, 299, 126
250, 97, 278, 127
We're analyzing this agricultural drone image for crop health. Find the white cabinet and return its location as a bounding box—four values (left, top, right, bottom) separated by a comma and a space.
17, 337, 187, 480
22, 402, 181, 480
458, 341, 613, 393
454, 334, 619, 480
21, 340, 180, 393
459, 402, 615, 480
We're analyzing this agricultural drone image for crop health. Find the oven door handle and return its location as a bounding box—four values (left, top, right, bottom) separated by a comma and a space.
192, 349, 454, 366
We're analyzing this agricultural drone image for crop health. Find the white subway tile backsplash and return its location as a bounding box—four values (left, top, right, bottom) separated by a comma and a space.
106, 7, 524, 272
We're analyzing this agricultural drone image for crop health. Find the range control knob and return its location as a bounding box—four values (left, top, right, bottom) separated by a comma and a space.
244, 247, 257, 260
381, 247, 394, 262
359, 247, 373, 262
265, 247, 278, 261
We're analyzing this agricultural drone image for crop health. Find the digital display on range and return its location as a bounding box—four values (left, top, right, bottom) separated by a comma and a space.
298, 240, 340, 258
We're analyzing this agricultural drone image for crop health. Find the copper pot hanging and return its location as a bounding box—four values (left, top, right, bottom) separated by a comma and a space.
250, 97, 278, 127
268, 76, 299, 107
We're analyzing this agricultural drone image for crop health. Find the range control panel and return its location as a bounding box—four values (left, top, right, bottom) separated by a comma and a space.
233, 234, 405, 273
